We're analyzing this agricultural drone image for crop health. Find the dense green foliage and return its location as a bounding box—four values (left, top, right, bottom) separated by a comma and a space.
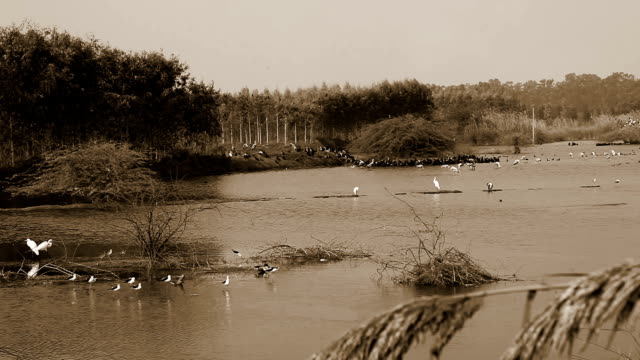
0, 24, 220, 168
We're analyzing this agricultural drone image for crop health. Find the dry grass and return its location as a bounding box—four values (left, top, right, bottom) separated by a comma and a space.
502, 261, 640, 360
256, 238, 371, 262
311, 261, 640, 360
309, 296, 483, 360
377, 191, 501, 287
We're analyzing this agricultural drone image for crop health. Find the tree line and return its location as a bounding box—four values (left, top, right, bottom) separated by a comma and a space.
3, 23, 640, 169
0, 24, 220, 168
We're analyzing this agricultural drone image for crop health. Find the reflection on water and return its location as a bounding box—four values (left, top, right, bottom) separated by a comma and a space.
1, 142, 640, 359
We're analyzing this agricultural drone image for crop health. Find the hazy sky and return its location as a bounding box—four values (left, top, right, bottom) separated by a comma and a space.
2, 0, 639, 92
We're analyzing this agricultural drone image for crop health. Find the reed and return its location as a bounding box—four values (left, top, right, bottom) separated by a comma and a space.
310, 261, 640, 360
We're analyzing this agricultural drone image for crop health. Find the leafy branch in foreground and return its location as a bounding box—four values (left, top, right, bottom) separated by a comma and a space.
310, 261, 640, 360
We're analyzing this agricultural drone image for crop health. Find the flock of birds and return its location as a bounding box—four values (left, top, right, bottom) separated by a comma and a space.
22, 238, 278, 290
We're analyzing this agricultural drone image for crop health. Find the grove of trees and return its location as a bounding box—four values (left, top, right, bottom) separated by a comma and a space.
3, 23, 640, 169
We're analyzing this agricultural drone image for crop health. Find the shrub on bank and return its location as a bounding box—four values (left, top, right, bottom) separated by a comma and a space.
348, 115, 454, 158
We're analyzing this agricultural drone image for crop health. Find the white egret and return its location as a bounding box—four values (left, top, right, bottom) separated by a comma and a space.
593, 178, 597, 183
106, 249, 113, 256
353, 186, 359, 196
35, 239, 53, 253
124, 277, 136, 284
495, 162, 501, 168
535, 158, 541, 162
131, 283, 142, 290
25, 239, 39, 255
222, 275, 230, 286
88, 275, 97, 283
110, 284, 121, 291
433, 177, 440, 191
487, 182, 494, 191
67, 274, 77, 281
26, 263, 39, 279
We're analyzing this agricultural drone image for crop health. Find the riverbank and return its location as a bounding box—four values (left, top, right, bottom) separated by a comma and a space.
0, 142, 502, 208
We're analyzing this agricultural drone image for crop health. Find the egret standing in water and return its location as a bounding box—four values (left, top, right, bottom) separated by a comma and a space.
222, 275, 230, 286
67, 273, 77, 281
487, 182, 494, 191
160, 275, 172, 282
110, 284, 121, 291
88, 275, 97, 283
433, 177, 440, 191
131, 283, 142, 290
353, 186, 359, 197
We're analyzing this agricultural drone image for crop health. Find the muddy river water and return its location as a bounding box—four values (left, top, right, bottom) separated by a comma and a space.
1, 141, 639, 359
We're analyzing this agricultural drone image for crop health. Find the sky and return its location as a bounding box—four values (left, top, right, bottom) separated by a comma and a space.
2, 0, 640, 93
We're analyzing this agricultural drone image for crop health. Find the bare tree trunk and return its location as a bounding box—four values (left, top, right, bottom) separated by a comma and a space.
9, 114, 15, 167
294, 122, 298, 143
248, 115, 252, 144
240, 119, 243, 144
230, 120, 234, 146
284, 119, 287, 144
221, 122, 225, 144
256, 114, 260, 144
310, 123, 313, 144
304, 119, 307, 144
266, 116, 269, 145
276, 113, 279, 144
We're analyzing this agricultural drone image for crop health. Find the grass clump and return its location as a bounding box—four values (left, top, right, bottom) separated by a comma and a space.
378, 191, 500, 287
348, 115, 454, 159
256, 238, 370, 263
4, 141, 159, 204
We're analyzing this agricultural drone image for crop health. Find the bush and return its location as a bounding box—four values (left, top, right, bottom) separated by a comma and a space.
348, 115, 454, 158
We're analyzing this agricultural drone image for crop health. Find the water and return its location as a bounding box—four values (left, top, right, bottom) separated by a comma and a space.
1, 141, 639, 359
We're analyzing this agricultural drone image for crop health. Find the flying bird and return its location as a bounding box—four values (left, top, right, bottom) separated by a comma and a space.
222, 275, 230, 286
25, 239, 39, 255
433, 177, 440, 191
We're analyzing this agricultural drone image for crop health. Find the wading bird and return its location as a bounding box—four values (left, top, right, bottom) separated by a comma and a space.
615, 179, 621, 183
160, 275, 172, 282
171, 274, 185, 286
353, 186, 359, 196
232, 249, 242, 257
110, 284, 121, 291
67, 274, 77, 281
513, 159, 520, 165
124, 277, 136, 284
36, 239, 53, 253
106, 249, 112, 256
88, 275, 96, 283
131, 283, 142, 290
25, 239, 39, 255
26, 264, 39, 279
487, 182, 494, 191
222, 275, 230, 286
495, 162, 501, 168
433, 177, 440, 191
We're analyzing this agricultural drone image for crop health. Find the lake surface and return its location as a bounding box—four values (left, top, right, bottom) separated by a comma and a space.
1, 141, 639, 359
